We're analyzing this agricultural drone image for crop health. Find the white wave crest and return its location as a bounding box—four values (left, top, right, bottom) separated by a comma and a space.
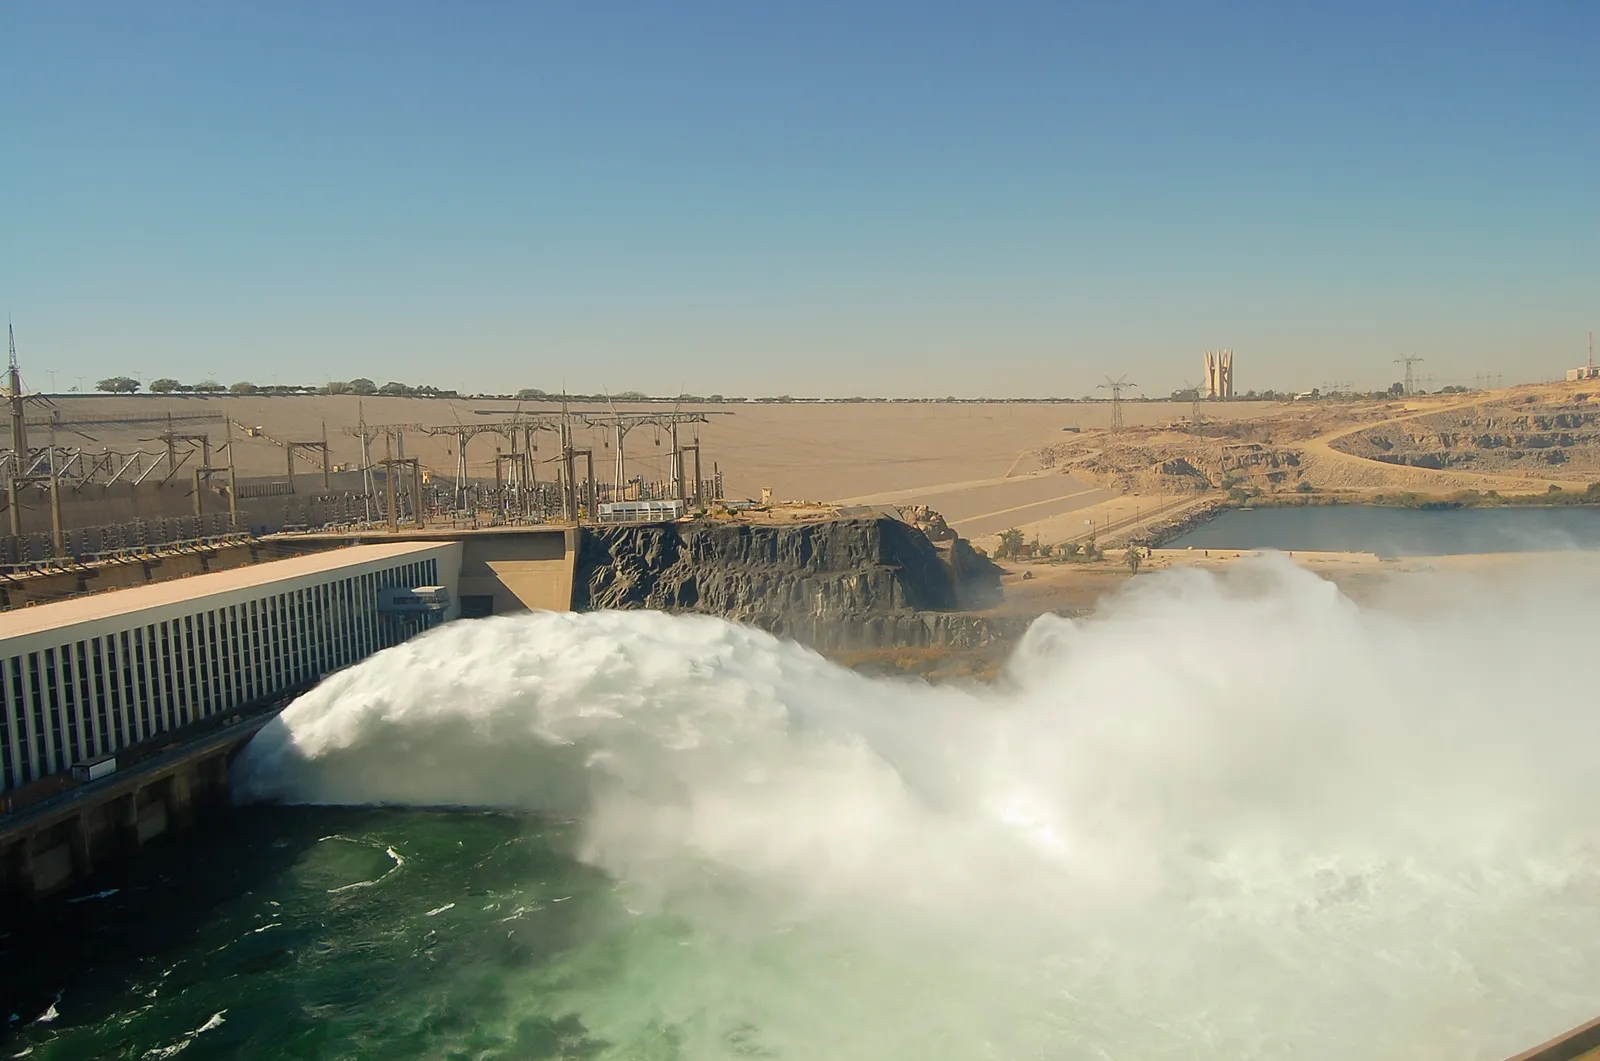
234, 554, 1600, 1060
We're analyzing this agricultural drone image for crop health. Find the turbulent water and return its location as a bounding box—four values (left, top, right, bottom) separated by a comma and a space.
8, 554, 1600, 1060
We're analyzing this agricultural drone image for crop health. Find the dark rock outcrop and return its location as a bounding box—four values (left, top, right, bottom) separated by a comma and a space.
574, 518, 1004, 651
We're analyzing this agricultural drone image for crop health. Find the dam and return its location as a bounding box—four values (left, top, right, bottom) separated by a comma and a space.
0, 519, 1594, 1061
0, 515, 975, 903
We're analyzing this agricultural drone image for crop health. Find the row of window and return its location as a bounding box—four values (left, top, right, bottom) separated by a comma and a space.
0, 557, 439, 793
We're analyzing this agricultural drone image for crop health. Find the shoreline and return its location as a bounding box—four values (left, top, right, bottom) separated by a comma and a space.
971, 491, 1600, 557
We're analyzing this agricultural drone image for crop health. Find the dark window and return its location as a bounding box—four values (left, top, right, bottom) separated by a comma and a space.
132, 629, 150, 736
207, 611, 221, 712
91, 639, 110, 754
248, 600, 261, 697
10, 657, 29, 784
229, 606, 243, 704
28, 653, 46, 779
317, 584, 329, 672
8, 659, 27, 784
57, 645, 80, 765
185, 616, 200, 716
159, 621, 176, 728
76, 642, 94, 758
103, 637, 122, 747
0, 656, 13, 791
118, 631, 136, 742
270, 596, 282, 688
45, 647, 68, 772
286, 592, 298, 684
249, 601, 261, 698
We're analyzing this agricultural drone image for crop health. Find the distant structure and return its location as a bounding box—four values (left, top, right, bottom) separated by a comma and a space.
1097, 375, 1137, 432
1203, 350, 1234, 400
1394, 355, 1424, 396
1567, 332, 1599, 382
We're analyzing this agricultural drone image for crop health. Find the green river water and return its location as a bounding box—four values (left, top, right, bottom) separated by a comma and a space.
4, 808, 616, 1060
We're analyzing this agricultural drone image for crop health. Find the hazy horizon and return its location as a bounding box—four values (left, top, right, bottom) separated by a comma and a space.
6, 2, 1595, 398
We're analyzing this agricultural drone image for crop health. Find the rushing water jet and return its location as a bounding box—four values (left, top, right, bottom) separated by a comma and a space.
227, 553, 1600, 1060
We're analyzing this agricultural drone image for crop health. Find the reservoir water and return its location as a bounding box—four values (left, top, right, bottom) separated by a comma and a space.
7, 563, 1600, 1060
1169, 504, 1600, 556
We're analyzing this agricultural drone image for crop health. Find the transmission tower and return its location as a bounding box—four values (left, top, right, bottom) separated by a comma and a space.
1098, 375, 1138, 432
1181, 380, 1204, 427
1394, 356, 1424, 396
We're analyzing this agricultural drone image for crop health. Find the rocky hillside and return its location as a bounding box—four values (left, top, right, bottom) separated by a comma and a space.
574, 517, 1006, 651
1330, 394, 1600, 477
1032, 386, 1600, 496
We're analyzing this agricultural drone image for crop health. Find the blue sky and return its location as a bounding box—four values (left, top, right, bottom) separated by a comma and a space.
4, 1, 1595, 397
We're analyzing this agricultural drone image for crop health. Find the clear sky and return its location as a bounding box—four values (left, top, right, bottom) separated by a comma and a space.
4, 1, 1596, 398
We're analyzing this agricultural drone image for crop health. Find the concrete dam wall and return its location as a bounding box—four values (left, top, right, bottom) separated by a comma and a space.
575, 518, 1007, 652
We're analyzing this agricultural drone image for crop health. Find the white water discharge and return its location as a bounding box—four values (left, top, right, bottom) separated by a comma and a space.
236, 554, 1600, 1060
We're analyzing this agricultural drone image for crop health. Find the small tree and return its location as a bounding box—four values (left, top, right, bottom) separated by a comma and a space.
349, 378, 377, 395
149, 377, 180, 393
997, 527, 1024, 559
516, 388, 547, 400
379, 381, 411, 396
323, 380, 351, 395
1124, 546, 1143, 574
1061, 541, 1081, 559
96, 376, 140, 393
193, 379, 224, 393
229, 381, 258, 395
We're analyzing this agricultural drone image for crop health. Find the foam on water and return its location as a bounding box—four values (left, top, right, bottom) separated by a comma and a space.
235, 554, 1600, 1060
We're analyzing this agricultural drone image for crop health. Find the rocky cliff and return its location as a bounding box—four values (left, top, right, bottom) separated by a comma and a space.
1331, 399, 1600, 475
574, 518, 1005, 651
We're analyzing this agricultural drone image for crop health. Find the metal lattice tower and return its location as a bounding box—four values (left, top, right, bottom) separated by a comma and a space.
1394, 355, 1424, 396
1181, 381, 1203, 427
1098, 375, 1138, 432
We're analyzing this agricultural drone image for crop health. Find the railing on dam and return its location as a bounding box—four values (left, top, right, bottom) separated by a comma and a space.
0, 514, 244, 571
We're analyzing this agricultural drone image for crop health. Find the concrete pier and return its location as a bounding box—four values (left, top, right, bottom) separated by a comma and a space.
0, 717, 261, 908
